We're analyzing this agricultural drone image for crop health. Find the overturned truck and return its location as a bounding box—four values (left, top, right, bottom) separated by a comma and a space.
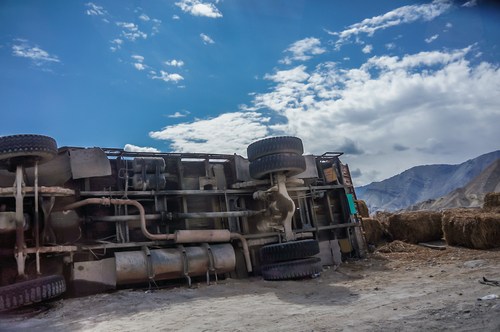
0, 134, 365, 310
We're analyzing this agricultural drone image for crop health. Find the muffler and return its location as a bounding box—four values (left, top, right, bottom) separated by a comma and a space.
115, 243, 235, 285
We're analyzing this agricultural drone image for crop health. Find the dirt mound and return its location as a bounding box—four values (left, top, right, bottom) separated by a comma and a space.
376, 240, 420, 253
388, 211, 442, 244
442, 210, 500, 249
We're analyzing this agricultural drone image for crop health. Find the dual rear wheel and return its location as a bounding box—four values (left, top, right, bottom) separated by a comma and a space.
247, 136, 306, 180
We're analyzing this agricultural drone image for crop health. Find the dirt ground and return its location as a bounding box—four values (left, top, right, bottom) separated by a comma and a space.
1, 242, 499, 332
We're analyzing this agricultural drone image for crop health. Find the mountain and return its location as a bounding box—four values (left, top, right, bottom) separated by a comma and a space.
356, 150, 500, 212
407, 159, 500, 211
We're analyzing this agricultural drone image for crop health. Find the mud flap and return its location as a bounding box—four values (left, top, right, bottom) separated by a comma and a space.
70, 258, 116, 296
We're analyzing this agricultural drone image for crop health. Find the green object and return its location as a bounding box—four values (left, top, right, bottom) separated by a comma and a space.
346, 194, 357, 215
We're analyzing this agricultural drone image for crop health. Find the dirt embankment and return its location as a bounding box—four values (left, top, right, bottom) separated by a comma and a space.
1, 244, 499, 332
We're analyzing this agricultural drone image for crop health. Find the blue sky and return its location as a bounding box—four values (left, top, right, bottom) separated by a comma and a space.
1, 0, 499, 186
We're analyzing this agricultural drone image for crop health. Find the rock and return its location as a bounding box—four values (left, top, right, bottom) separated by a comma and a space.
463, 260, 487, 268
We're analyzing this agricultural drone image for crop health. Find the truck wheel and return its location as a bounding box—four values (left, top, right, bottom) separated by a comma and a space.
261, 257, 322, 281
249, 153, 306, 180
247, 136, 304, 162
0, 275, 66, 311
0, 134, 57, 169
260, 239, 320, 264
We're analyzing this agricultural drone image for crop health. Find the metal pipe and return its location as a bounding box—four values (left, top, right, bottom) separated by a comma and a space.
230, 233, 252, 272
62, 198, 254, 272
315, 223, 360, 231
175, 230, 231, 243
0, 186, 75, 197
89, 214, 161, 222
63, 197, 175, 241
172, 210, 265, 219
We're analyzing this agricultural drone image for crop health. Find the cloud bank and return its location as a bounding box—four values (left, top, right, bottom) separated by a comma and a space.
150, 45, 500, 185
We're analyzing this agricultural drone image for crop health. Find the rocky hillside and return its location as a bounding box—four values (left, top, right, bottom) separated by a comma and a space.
356, 150, 500, 212
407, 159, 500, 211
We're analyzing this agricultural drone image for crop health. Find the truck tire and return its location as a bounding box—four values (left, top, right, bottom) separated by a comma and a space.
261, 257, 322, 281
0, 275, 66, 311
0, 134, 57, 169
247, 136, 304, 162
249, 153, 306, 179
260, 239, 320, 264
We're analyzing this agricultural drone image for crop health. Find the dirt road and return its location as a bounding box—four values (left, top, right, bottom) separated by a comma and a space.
1, 242, 499, 331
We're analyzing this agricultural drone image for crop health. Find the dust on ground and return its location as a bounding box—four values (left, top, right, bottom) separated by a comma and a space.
1, 242, 500, 332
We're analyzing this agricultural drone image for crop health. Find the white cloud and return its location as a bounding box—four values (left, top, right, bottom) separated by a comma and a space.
165, 59, 185, 67
139, 14, 150, 21
446, 22, 453, 28
12, 41, 60, 65
362, 44, 373, 54
151, 18, 162, 35
175, 0, 222, 18
131, 55, 147, 71
329, 0, 453, 49
152, 71, 184, 83
110, 39, 123, 52
172, 15, 180, 20
124, 144, 160, 153
247, 46, 500, 185
385, 42, 396, 50
425, 34, 439, 43
462, 0, 477, 7
131, 54, 145, 62
116, 22, 147, 41
85, 2, 107, 16
168, 111, 190, 118
264, 65, 310, 83
134, 63, 146, 70
149, 112, 269, 155
200, 33, 215, 44
280, 37, 326, 64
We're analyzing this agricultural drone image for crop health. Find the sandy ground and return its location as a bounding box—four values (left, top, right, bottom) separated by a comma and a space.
1, 242, 500, 332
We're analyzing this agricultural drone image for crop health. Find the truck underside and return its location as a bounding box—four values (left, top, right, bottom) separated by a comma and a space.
0, 135, 366, 311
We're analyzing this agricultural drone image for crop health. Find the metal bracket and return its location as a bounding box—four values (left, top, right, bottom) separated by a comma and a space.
274, 173, 296, 242
203, 243, 218, 285
178, 245, 192, 287
142, 246, 158, 291
14, 165, 26, 278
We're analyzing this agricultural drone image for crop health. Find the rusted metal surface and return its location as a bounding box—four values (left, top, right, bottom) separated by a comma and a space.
69, 148, 112, 179
0, 186, 75, 197
115, 244, 235, 285
174, 230, 231, 243
73, 258, 117, 289
14, 165, 26, 277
